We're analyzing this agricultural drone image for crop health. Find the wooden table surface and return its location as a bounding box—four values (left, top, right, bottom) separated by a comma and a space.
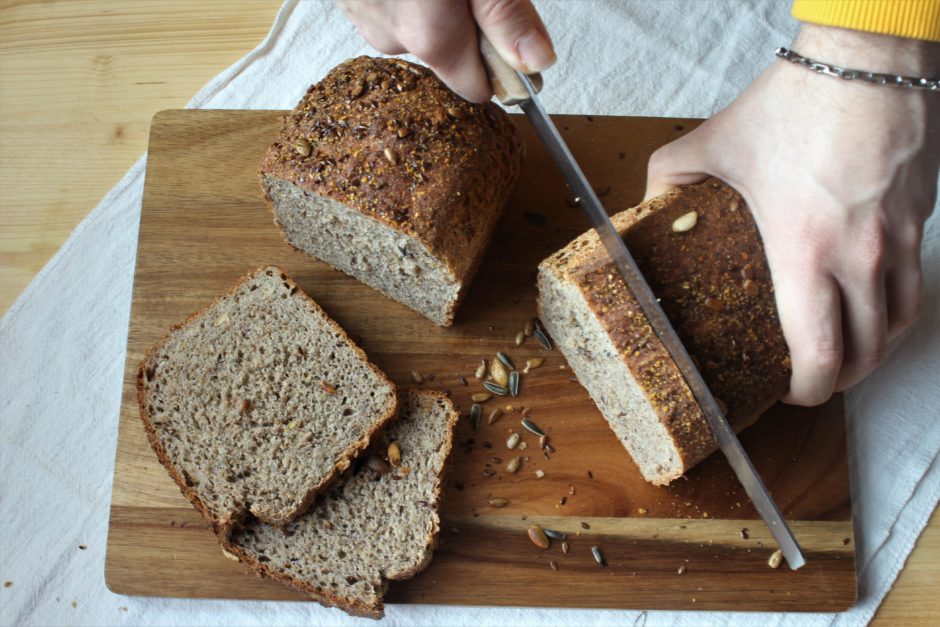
0, 0, 935, 622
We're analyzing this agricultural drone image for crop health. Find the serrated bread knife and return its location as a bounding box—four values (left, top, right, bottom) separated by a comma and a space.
479, 36, 805, 569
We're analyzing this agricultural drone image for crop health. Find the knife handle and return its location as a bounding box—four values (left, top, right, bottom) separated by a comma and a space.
479, 33, 543, 106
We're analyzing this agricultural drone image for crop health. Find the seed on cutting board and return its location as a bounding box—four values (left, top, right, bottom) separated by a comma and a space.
474, 360, 487, 380
523, 358, 544, 374
527, 525, 550, 549
221, 547, 240, 562
534, 469, 545, 478
459, 375, 468, 386
561, 541, 570, 554
677, 564, 687, 575
483, 381, 509, 396
411, 370, 423, 383
488, 497, 509, 508
509, 371, 520, 397
671, 211, 698, 233
496, 351, 515, 370
470, 404, 482, 431
534, 328, 553, 351
580, 521, 590, 529
521, 418, 545, 437
471, 392, 492, 403
515, 331, 525, 346
524, 318, 534, 337
506, 432, 520, 449
490, 359, 510, 386
487, 408, 503, 425
591, 545, 607, 567
539, 434, 549, 449
506, 456, 521, 473
387, 442, 401, 467
550, 560, 559, 572
767, 549, 783, 569
489, 456, 502, 463
543, 528, 566, 540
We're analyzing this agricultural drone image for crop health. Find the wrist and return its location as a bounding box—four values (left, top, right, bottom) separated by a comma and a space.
793, 23, 939, 76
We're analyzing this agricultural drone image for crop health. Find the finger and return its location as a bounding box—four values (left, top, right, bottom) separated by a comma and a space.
833, 272, 888, 392
472, 0, 556, 73
395, 1, 492, 102
643, 131, 715, 201
774, 265, 843, 406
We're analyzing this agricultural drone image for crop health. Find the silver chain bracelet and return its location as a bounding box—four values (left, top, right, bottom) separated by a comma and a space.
775, 47, 938, 92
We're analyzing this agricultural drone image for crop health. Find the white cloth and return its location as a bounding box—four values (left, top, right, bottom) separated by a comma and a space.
2, 1, 938, 625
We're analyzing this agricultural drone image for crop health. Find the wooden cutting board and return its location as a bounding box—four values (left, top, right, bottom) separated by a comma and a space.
105, 110, 856, 612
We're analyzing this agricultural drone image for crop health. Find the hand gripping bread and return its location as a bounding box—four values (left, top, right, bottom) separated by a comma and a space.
537, 179, 791, 485
226, 389, 459, 619
137, 266, 398, 534
260, 56, 524, 326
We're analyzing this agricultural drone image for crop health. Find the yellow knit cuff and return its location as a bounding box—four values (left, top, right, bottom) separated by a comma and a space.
792, 0, 940, 43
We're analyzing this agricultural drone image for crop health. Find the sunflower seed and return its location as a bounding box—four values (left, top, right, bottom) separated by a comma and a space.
496, 351, 515, 370
677, 564, 687, 575
515, 331, 525, 346
562, 541, 570, 554
474, 360, 487, 380
768, 549, 783, 569
470, 404, 481, 431
488, 497, 509, 508
490, 359, 510, 387
539, 434, 549, 449
411, 370, 423, 383
521, 418, 544, 437
544, 528, 566, 540
524, 318, 535, 337
671, 211, 698, 232
591, 545, 607, 567
487, 408, 502, 425
387, 442, 401, 467
550, 560, 559, 571
527, 525, 550, 549
292, 139, 311, 157
506, 432, 520, 449
483, 381, 509, 396
523, 358, 544, 374
472, 393, 492, 404
509, 371, 520, 397
506, 456, 521, 473
534, 328, 553, 351
384, 147, 398, 165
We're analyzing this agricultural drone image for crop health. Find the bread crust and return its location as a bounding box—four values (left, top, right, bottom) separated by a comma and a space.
538, 179, 790, 481
259, 56, 524, 325
137, 266, 399, 536
220, 389, 459, 619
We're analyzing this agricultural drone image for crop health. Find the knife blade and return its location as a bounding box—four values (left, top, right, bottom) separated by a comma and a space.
479, 38, 805, 569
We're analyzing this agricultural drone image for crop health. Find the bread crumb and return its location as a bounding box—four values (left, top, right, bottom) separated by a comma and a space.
3, 581, 11, 588
71, 601, 77, 609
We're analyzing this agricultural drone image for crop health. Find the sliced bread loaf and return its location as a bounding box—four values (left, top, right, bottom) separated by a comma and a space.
226, 389, 458, 619
137, 266, 398, 534
537, 179, 790, 485
260, 56, 524, 326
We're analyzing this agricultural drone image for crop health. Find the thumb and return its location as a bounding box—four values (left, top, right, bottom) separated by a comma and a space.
643, 131, 715, 202
471, 0, 556, 73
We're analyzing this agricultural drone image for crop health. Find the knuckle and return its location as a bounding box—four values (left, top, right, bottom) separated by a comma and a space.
474, 0, 525, 25
802, 339, 842, 372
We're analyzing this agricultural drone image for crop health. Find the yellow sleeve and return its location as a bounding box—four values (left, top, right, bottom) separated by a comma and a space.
792, 0, 940, 42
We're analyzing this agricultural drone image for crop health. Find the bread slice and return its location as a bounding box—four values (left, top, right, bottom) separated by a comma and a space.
137, 266, 398, 534
537, 179, 790, 485
226, 389, 458, 619
260, 56, 524, 326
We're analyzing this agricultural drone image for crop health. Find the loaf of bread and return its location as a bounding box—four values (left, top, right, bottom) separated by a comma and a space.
137, 266, 398, 535
260, 56, 524, 327
537, 179, 790, 485
227, 389, 458, 619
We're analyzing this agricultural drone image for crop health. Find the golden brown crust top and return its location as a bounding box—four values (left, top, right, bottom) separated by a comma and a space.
541, 180, 790, 470
260, 56, 524, 280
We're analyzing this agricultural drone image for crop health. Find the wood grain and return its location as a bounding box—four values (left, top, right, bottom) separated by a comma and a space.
106, 110, 856, 611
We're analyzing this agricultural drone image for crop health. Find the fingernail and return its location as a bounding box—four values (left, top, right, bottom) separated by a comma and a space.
516, 30, 555, 73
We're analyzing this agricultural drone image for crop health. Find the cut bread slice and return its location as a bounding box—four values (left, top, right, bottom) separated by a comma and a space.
226, 389, 458, 619
538, 179, 790, 485
137, 266, 398, 534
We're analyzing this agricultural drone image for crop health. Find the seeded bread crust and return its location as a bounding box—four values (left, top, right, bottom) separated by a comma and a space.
538, 179, 790, 482
137, 266, 398, 537
224, 389, 459, 619
260, 56, 524, 326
